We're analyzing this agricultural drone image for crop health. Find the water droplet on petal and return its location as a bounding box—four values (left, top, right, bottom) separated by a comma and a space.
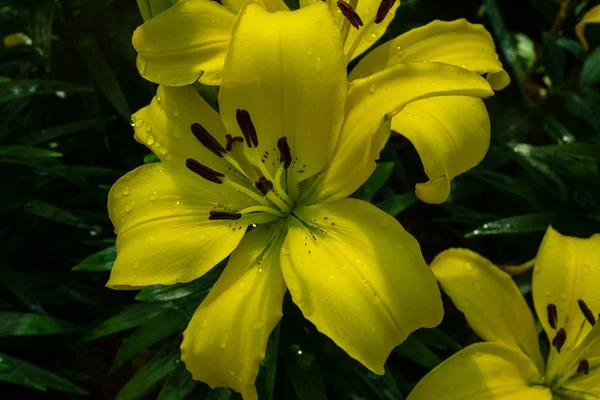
367, 33, 377, 42
252, 320, 264, 330
464, 263, 474, 271
173, 126, 182, 138
125, 202, 134, 213
156, 94, 162, 103
257, 265, 265, 273
146, 135, 155, 145
135, 118, 144, 128
228, 370, 235, 376
363, 7, 372, 13
306, 47, 314, 56
582, 264, 590, 274
145, 125, 152, 133
133, 261, 139, 270
159, 147, 168, 155
148, 191, 159, 201
281, 247, 290, 256
368, 83, 376, 93
123, 187, 130, 196
315, 21, 323, 30
379, 219, 389, 228
315, 57, 323, 72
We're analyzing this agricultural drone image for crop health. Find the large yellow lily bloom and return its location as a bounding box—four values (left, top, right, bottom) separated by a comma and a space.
109, 3, 495, 399
132, 0, 509, 204
408, 226, 600, 400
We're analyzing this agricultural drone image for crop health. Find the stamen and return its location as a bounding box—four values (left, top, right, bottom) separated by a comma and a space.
277, 137, 292, 169
552, 328, 567, 353
209, 211, 242, 220
186, 158, 224, 184
236, 109, 259, 148
547, 304, 558, 329
337, 1, 363, 30
225, 134, 244, 151
577, 359, 590, 375
375, 0, 396, 24
255, 177, 274, 196
190, 123, 227, 158
578, 299, 596, 326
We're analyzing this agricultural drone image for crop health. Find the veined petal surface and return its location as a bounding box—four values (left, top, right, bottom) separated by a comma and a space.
133, 0, 235, 86
281, 198, 443, 374
407, 343, 551, 400
218, 2, 346, 198
431, 249, 545, 373
107, 160, 254, 289
303, 62, 493, 203
131, 85, 227, 166
181, 224, 286, 400
391, 96, 490, 204
349, 19, 509, 90
532, 227, 600, 378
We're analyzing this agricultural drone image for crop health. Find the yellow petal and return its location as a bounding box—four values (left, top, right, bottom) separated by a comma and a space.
280, 198, 443, 374
431, 249, 545, 373
218, 2, 347, 199
181, 224, 286, 400
391, 96, 490, 204
532, 226, 600, 378
132, 85, 227, 167
349, 19, 509, 90
107, 160, 255, 289
222, 0, 289, 13
406, 342, 551, 400
133, 0, 235, 86
303, 62, 493, 203
558, 321, 600, 395
576, 5, 600, 51
342, 0, 401, 61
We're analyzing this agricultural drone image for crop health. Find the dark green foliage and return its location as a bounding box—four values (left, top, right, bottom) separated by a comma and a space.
1, 0, 600, 398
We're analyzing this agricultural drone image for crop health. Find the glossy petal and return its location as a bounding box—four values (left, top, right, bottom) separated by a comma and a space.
181, 224, 286, 400
107, 160, 255, 289
431, 249, 545, 373
576, 5, 600, 51
532, 227, 600, 378
303, 62, 493, 203
131, 85, 227, 167
391, 96, 490, 204
281, 198, 443, 374
218, 2, 347, 197
406, 343, 551, 400
133, 0, 235, 86
349, 19, 509, 90
222, 0, 289, 13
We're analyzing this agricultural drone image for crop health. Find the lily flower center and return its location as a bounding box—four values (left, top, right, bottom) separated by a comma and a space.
186, 109, 300, 222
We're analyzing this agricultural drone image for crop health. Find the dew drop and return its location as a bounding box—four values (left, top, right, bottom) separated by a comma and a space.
257, 265, 265, 273
134, 118, 144, 128
133, 261, 139, 270
156, 94, 162, 104
173, 126, 182, 138
281, 247, 290, 256
396, 45, 404, 56
315, 57, 323, 72
363, 7, 372, 13
159, 147, 168, 155
123, 186, 130, 196
368, 83, 376, 93
220, 342, 227, 349
125, 202, 134, 213
560, 292, 567, 300
228, 370, 235, 376
367, 33, 377, 42
146, 135, 155, 145
379, 219, 389, 228
306, 46, 314, 56
148, 191, 159, 201
412, 114, 421, 120
252, 320, 264, 330
582, 264, 591, 275
145, 125, 152, 133
235, 283, 245, 293
464, 263, 474, 271
129, 116, 136, 127
315, 21, 323, 30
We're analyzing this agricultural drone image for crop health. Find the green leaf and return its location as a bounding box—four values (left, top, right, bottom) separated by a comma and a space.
76, 36, 130, 120
72, 246, 116, 272
417, 328, 462, 352
136, 0, 178, 20
0, 312, 82, 337
353, 161, 395, 202
541, 143, 600, 161
110, 312, 188, 373
144, 153, 160, 164
23, 117, 117, 145
136, 264, 224, 301
580, 47, 600, 87
541, 114, 575, 144
0, 353, 88, 394
256, 325, 280, 400
542, 32, 566, 86
2, 197, 90, 229
556, 37, 585, 59
0, 262, 46, 315
206, 388, 233, 400
83, 302, 172, 342
0, 80, 92, 103
468, 169, 540, 206
465, 213, 557, 237
0, 145, 62, 158
157, 361, 197, 400
283, 343, 328, 400
375, 192, 417, 216
393, 334, 442, 369
115, 343, 180, 400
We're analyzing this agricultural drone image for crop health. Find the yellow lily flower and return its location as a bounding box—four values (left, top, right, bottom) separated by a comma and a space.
576, 5, 600, 51
407, 226, 600, 400
109, 3, 494, 399
132, 0, 509, 204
